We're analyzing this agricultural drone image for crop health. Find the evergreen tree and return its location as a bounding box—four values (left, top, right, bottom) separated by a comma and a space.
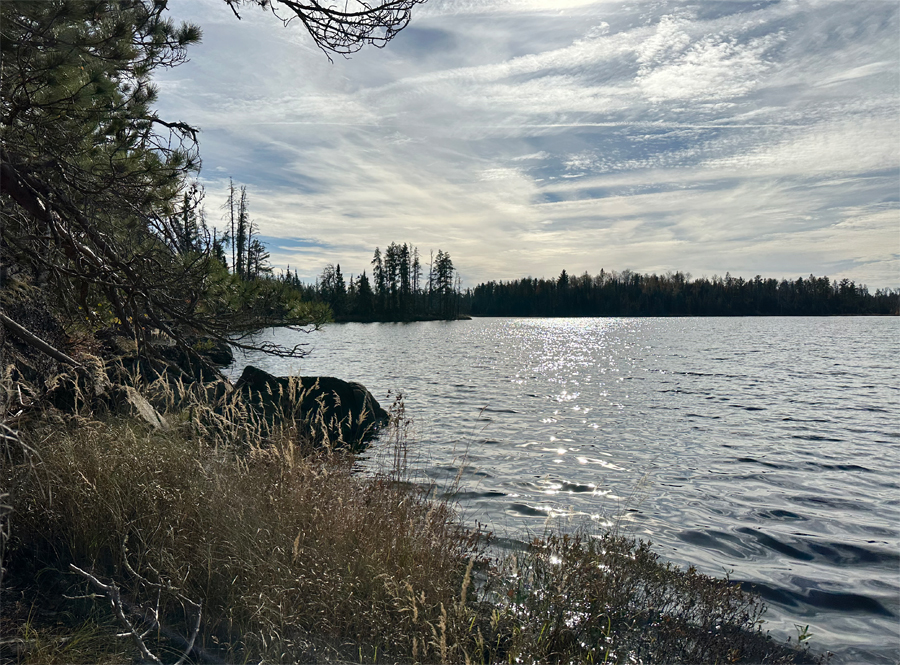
371, 247, 385, 311
247, 237, 270, 280
336, 264, 347, 314
1, 0, 206, 346
355, 271, 374, 318
172, 184, 205, 254
235, 186, 249, 279
319, 263, 346, 316
399, 242, 411, 314
432, 250, 455, 318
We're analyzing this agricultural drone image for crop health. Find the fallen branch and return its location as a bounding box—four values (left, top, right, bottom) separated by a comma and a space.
69, 564, 162, 664
69, 563, 203, 665
0, 309, 82, 368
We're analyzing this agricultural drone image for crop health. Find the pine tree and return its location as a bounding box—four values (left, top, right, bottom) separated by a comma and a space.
1, 0, 207, 346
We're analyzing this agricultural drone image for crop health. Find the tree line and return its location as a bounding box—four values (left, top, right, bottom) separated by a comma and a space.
465, 270, 899, 317
280, 242, 463, 321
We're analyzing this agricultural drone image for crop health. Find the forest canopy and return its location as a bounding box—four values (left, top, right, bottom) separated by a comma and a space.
467, 270, 899, 317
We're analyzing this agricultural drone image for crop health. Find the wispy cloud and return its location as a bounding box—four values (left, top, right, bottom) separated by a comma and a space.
155, 0, 899, 288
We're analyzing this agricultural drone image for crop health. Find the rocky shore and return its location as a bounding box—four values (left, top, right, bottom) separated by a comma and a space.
0, 303, 822, 664
1, 298, 387, 452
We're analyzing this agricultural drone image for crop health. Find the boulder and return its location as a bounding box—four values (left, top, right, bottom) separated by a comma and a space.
191, 338, 234, 367
43, 371, 169, 430
109, 385, 169, 429
154, 345, 223, 383
234, 365, 388, 449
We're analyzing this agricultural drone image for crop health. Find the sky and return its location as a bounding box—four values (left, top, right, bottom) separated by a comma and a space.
154, 0, 900, 289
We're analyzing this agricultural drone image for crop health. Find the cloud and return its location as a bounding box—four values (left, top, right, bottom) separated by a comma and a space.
702, 118, 898, 176
153, 0, 900, 287
637, 31, 780, 103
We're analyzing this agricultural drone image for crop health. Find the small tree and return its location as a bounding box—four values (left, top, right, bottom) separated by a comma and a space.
247, 237, 271, 280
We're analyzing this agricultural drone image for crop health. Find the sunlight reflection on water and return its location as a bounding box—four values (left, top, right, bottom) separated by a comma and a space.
229, 317, 899, 663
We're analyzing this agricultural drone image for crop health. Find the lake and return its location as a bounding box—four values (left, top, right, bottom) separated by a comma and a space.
228, 317, 899, 663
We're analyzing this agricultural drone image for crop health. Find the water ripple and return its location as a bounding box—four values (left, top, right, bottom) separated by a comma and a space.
229, 317, 900, 663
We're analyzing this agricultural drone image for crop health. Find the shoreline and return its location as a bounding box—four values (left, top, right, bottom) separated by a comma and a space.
1, 387, 823, 664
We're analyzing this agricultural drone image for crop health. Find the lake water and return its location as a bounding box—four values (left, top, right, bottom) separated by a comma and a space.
228, 317, 899, 663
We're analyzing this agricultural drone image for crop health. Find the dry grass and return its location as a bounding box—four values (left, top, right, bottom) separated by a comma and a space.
2, 413, 482, 663
0, 372, 821, 664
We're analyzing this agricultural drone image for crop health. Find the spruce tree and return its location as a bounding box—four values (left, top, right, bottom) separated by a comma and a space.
235, 187, 249, 279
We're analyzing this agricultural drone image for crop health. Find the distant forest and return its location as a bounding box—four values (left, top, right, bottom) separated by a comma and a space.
280, 242, 463, 321
172, 182, 896, 322
284, 253, 897, 320
467, 270, 899, 317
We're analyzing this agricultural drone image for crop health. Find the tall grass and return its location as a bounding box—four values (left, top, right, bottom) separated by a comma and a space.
1, 373, 821, 664
3, 419, 481, 662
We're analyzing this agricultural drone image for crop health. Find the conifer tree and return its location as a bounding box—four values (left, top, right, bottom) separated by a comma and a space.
355, 271, 374, 318
1, 0, 204, 346
0, 1, 327, 357
371, 247, 385, 310
235, 186, 249, 279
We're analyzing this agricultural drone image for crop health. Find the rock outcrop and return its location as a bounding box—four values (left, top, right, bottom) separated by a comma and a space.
234, 365, 388, 449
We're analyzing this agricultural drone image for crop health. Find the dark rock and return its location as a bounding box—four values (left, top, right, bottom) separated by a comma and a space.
154, 345, 223, 383
195, 338, 234, 367
234, 365, 388, 449
106, 385, 169, 429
